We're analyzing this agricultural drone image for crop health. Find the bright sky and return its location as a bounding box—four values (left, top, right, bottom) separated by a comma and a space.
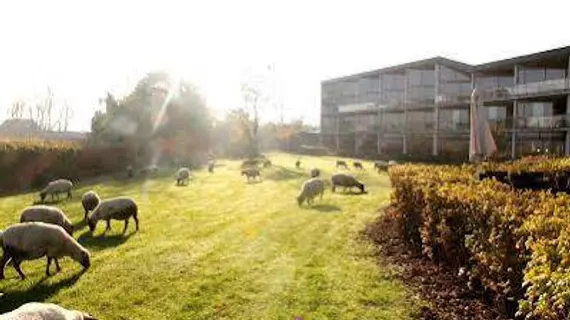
0, 0, 569, 131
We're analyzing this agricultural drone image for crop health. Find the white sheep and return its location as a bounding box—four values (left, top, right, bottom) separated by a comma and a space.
331, 173, 366, 193
0, 302, 98, 320
0, 222, 90, 280
81, 191, 100, 221
297, 178, 325, 206
175, 167, 192, 185
40, 179, 73, 203
20, 205, 73, 235
87, 197, 139, 234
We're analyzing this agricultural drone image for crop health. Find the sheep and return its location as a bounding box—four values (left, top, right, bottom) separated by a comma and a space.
353, 161, 363, 170
310, 168, 321, 178
0, 302, 98, 320
336, 160, 349, 169
263, 159, 272, 168
126, 164, 134, 178
373, 161, 389, 172
331, 173, 365, 193
81, 191, 100, 221
39, 179, 73, 203
241, 167, 262, 182
295, 159, 301, 169
297, 178, 325, 206
20, 205, 73, 235
0, 222, 90, 280
175, 167, 192, 185
87, 197, 139, 234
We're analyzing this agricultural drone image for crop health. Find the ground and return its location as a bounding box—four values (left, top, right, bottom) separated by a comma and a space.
0, 154, 415, 319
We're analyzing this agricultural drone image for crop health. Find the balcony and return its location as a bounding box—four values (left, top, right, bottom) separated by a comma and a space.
515, 114, 569, 130
439, 121, 470, 132
481, 78, 570, 102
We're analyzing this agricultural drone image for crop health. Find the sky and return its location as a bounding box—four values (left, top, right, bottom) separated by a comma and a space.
0, 0, 569, 132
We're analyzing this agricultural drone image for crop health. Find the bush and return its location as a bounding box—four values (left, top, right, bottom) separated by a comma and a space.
388, 161, 570, 318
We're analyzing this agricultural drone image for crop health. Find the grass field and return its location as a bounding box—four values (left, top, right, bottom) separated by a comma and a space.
0, 153, 414, 319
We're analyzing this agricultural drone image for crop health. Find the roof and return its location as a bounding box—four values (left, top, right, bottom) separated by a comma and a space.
322, 45, 570, 83
322, 56, 473, 84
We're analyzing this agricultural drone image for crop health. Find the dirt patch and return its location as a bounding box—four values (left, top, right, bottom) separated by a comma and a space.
363, 206, 511, 320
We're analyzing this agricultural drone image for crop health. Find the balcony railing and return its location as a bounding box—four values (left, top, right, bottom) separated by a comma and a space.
515, 114, 570, 129
480, 78, 570, 101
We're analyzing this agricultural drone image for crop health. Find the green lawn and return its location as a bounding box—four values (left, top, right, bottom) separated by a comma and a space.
0, 153, 414, 319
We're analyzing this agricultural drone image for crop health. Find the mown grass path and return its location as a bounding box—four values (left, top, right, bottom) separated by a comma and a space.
0, 154, 414, 319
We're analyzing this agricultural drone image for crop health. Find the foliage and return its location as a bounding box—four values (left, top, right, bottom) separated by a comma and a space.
389, 161, 570, 318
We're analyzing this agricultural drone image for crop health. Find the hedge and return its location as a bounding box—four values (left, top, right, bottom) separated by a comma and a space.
389, 162, 570, 319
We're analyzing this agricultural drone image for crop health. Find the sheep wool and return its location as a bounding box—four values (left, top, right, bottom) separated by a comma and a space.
297, 178, 325, 206
20, 205, 73, 235
175, 168, 192, 185
0, 302, 98, 320
88, 197, 139, 234
241, 168, 261, 182
81, 191, 100, 220
40, 179, 73, 203
331, 173, 365, 193
0, 222, 90, 280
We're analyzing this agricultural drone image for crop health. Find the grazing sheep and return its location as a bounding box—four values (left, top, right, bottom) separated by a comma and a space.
295, 159, 301, 169
126, 164, 134, 178
175, 167, 192, 185
263, 159, 272, 168
331, 173, 365, 193
310, 168, 321, 178
336, 160, 349, 169
0, 222, 90, 280
241, 167, 262, 182
373, 161, 389, 172
208, 160, 215, 173
353, 161, 363, 170
87, 197, 139, 234
297, 178, 325, 206
81, 191, 100, 221
39, 179, 73, 203
20, 205, 73, 235
0, 302, 98, 320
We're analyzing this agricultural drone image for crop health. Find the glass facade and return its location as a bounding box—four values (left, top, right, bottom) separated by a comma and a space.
407, 69, 435, 106
439, 66, 472, 104
384, 112, 405, 132
439, 109, 469, 131
518, 67, 566, 84
380, 73, 405, 109
408, 111, 434, 132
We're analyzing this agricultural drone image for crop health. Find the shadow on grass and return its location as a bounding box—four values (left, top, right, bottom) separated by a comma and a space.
77, 231, 133, 250
32, 198, 71, 206
264, 165, 305, 181
310, 204, 341, 212
245, 179, 263, 184
332, 190, 368, 196
72, 219, 88, 233
0, 271, 84, 313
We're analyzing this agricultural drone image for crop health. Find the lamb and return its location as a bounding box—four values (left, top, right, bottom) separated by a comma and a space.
353, 161, 363, 170
81, 191, 100, 221
175, 167, 192, 185
0, 302, 98, 320
87, 197, 139, 234
310, 168, 321, 178
336, 160, 349, 169
20, 205, 73, 235
331, 173, 365, 193
0, 222, 90, 280
297, 178, 325, 206
39, 179, 73, 203
241, 167, 262, 182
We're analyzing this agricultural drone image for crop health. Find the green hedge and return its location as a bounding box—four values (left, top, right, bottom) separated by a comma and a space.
389, 162, 570, 318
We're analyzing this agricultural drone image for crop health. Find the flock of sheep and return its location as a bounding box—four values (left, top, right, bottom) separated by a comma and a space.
0, 157, 394, 319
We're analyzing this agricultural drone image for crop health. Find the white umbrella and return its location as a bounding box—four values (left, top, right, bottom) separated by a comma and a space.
470, 88, 497, 162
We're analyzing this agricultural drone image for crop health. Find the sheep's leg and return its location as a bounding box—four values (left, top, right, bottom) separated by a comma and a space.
133, 213, 139, 231
12, 259, 25, 280
122, 219, 129, 234
45, 257, 52, 276
55, 258, 61, 272
67, 190, 72, 199
84, 209, 89, 221
105, 220, 111, 232
332, 185, 336, 193
0, 252, 10, 280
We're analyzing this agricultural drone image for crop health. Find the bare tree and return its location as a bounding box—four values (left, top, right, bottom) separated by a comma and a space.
241, 82, 264, 156
7, 100, 26, 119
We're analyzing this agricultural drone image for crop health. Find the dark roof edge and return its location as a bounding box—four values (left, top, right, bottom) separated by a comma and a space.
322, 57, 473, 84
475, 45, 570, 71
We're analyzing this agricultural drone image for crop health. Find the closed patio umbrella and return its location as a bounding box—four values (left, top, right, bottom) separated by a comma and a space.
470, 88, 497, 162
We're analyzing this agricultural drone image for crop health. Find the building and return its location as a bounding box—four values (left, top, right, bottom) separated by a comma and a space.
0, 118, 87, 141
321, 46, 570, 160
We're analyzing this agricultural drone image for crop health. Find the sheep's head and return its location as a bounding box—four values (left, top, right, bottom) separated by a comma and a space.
87, 218, 97, 232
297, 195, 304, 206
79, 250, 90, 270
